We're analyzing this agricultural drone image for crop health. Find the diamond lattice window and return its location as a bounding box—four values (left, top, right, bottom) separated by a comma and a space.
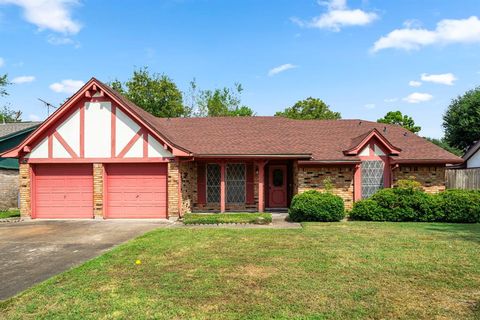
206, 164, 221, 203
226, 164, 246, 203
361, 160, 385, 199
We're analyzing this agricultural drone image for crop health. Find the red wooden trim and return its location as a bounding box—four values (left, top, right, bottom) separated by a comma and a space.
111, 105, 116, 158
24, 157, 171, 164
79, 104, 85, 158
353, 164, 361, 202
117, 129, 142, 158
246, 162, 254, 204
48, 135, 53, 159
30, 165, 36, 219
177, 159, 182, 217
4, 78, 190, 158
102, 164, 107, 219
53, 131, 79, 158
344, 129, 401, 156
220, 162, 226, 213
143, 130, 148, 158
197, 162, 206, 205
257, 161, 266, 212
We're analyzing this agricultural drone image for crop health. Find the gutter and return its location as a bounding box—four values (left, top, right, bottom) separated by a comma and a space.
194, 154, 312, 159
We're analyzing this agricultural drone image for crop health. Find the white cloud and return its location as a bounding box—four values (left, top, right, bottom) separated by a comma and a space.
403, 92, 433, 103
292, 0, 377, 31
47, 34, 80, 48
268, 64, 297, 76
409, 80, 422, 87
49, 79, 84, 94
420, 73, 457, 85
372, 16, 480, 52
364, 103, 375, 109
28, 113, 41, 121
0, 0, 82, 34
384, 97, 398, 103
0, 57, 4, 67
11, 75, 35, 84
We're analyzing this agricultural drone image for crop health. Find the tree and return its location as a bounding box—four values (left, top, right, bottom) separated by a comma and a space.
192, 81, 254, 117
424, 137, 463, 156
443, 87, 480, 151
0, 74, 7, 97
275, 97, 341, 120
0, 75, 21, 123
377, 111, 421, 134
110, 67, 187, 118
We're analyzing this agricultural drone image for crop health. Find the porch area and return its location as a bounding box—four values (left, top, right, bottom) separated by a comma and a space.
175, 159, 298, 214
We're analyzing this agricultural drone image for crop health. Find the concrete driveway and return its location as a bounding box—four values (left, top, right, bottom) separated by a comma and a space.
0, 219, 171, 300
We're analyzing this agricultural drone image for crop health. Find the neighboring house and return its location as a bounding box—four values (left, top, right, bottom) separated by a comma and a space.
2, 78, 463, 219
461, 140, 480, 168
0, 122, 41, 209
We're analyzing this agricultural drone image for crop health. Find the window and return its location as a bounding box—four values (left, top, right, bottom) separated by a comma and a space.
206, 164, 220, 203
361, 160, 384, 199
272, 169, 284, 187
205, 163, 246, 203
226, 164, 245, 203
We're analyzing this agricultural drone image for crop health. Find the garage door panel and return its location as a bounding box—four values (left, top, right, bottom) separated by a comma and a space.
106, 164, 167, 218
34, 164, 93, 219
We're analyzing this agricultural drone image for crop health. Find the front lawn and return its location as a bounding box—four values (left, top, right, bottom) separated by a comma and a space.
183, 212, 272, 225
1, 222, 480, 319
0, 209, 20, 219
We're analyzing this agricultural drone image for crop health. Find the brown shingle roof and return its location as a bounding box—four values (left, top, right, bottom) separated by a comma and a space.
152, 117, 462, 163
98, 78, 463, 164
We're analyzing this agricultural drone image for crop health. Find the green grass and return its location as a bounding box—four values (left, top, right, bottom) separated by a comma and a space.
1, 222, 480, 319
183, 213, 272, 225
0, 209, 20, 219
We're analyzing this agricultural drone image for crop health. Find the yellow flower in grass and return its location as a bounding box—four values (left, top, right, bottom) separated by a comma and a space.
135, 259, 142, 265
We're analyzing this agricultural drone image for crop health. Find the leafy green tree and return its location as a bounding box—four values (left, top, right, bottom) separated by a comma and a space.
275, 97, 341, 120
424, 137, 463, 156
193, 82, 254, 117
0, 74, 7, 97
443, 87, 480, 150
0, 75, 21, 123
110, 67, 187, 118
377, 111, 421, 134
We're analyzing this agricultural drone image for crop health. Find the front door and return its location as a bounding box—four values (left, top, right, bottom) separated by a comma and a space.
268, 165, 287, 208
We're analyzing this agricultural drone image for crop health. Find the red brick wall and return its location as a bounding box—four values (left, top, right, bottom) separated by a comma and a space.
392, 165, 446, 193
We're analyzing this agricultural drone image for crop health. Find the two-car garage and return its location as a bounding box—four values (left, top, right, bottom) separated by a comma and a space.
32, 164, 168, 219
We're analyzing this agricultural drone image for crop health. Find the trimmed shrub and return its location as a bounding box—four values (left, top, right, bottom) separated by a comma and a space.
369, 187, 438, 222
436, 190, 480, 223
349, 199, 387, 221
289, 190, 345, 222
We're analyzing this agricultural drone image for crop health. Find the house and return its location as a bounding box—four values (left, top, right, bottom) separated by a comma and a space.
1, 78, 463, 219
461, 140, 480, 168
0, 122, 41, 209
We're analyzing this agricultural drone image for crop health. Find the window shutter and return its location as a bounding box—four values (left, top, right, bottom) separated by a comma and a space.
246, 163, 254, 204
197, 163, 206, 205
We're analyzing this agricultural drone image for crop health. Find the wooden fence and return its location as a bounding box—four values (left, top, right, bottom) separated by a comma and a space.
446, 168, 480, 190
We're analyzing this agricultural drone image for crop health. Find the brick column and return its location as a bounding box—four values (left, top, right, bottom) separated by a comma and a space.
19, 163, 31, 218
93, 163, 104, 219
168, 161, 179, 217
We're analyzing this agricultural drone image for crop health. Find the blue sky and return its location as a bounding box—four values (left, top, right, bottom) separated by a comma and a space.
1, 0, 480, 138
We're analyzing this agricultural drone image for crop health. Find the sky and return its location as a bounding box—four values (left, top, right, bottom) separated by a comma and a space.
1, 0, 480, 138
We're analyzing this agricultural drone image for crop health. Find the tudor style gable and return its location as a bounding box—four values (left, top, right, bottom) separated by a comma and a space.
5, 78, 184, 162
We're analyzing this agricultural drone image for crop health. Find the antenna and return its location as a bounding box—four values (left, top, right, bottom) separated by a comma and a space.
38, 98, 57, 117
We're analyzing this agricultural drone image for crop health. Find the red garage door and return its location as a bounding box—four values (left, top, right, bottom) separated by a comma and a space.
105, 164, 167, 218
34, 164, 93, 219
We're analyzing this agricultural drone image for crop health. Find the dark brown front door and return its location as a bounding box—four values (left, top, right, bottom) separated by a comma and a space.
268, 165, 287, 208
